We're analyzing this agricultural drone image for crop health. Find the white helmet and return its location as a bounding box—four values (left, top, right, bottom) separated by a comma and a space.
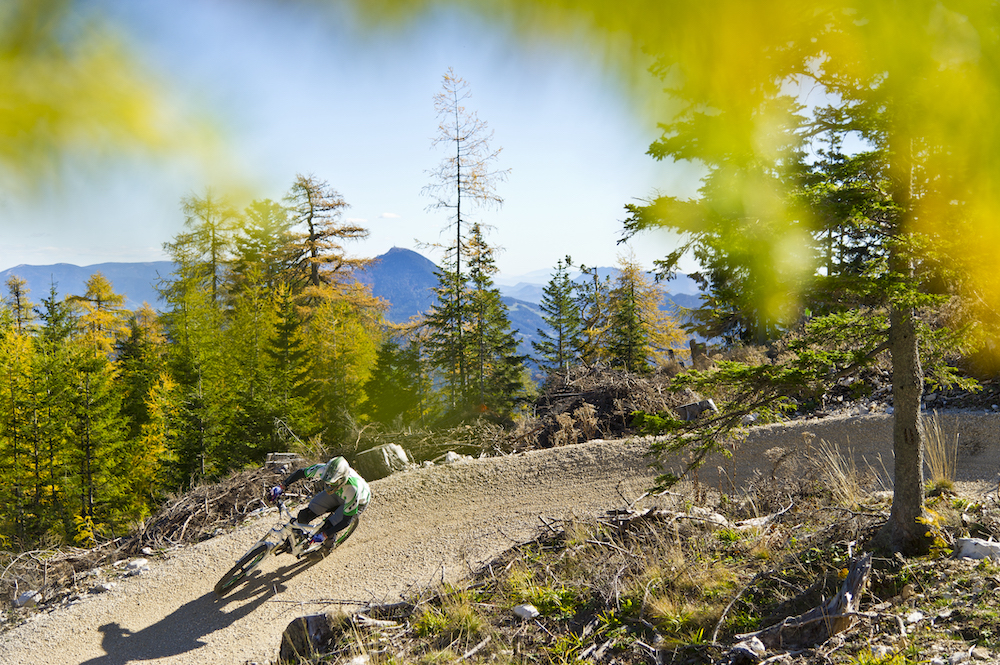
321, 456, 350, 488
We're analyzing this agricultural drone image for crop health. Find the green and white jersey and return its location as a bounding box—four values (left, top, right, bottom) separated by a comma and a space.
301, 461, 371, 516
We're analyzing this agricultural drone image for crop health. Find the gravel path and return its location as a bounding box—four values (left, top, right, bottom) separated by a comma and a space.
2, 411, 998, 665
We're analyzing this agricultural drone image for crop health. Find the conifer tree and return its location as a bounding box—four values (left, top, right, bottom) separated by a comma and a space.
423, 69, 510, 410
606, 255, 685, 374
176, 190, 239, 305
285, 174, 369, 291
266, 282, 315, 436
0, 281, 35, 544
574, 265, 612, 365
34, 284, 77, 540
306, 283, 385, 440
465, 223, 526, 415
232, 198, 296, 292
532, 257, 584, 374
65, 275, 129, 542
362, 339, 428, 425
114, 306, 173, 520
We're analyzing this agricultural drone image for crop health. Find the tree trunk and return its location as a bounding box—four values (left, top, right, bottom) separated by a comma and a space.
877, 297, 930, 554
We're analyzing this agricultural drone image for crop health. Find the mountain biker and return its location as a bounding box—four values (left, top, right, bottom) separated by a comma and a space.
269, 456, 371, 548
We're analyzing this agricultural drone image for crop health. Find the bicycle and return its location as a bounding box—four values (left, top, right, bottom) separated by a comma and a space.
214, 495, 359, 597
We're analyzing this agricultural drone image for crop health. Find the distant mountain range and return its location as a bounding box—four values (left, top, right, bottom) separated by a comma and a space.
0, 261, 172, 311
0, 249, 702, 361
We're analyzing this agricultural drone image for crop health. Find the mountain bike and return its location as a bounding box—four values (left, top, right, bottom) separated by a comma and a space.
214, 496, 359, 597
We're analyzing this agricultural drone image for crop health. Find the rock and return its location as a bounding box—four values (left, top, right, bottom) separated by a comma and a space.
954, 538, 1000, 560
128, 558, 150, 571
89, 582, 116, 594
676, 398, 718, 421
733, 636, 766, 656
949, 652, 970, 665
141, 547, 153, 556
513, 604, 540, 619
871, 645, 890, 659
436, 451, 471, 464
353, 443, 410, 481
905, 610, 925, 624
15, 591, 40, 608
971, 646, 991, 660
280, 613, 336, 662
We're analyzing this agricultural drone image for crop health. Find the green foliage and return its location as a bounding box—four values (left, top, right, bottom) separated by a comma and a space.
532, 256, 584, 374
413, 590, 486, 646
363, 339, 429, 425
606, 253, 685, 373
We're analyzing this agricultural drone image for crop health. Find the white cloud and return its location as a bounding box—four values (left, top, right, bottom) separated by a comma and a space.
378, 212, 401, 219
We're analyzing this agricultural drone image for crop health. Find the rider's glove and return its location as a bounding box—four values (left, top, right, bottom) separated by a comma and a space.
269, 485, 284, 501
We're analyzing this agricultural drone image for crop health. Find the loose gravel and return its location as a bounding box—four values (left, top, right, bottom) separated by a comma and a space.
2, 411, 998, 665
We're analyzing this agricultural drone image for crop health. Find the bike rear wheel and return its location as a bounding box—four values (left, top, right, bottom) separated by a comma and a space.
214, 543, 270, 597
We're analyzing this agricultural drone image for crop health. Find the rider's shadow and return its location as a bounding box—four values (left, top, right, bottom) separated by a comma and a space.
221, 550, 326, 600
78, 554, 327, 665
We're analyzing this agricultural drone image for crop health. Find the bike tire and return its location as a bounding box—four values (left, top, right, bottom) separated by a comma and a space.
332, 516, 359, 548
214, 543, 270, 597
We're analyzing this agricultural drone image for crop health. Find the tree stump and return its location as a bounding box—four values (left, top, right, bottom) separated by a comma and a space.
740, 553, 872, 650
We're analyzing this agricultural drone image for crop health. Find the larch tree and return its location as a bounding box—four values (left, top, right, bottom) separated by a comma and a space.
285, 174, 369, 293
65, 274, 128, 543
177, 191, 240, 305
423, 68, 509, 407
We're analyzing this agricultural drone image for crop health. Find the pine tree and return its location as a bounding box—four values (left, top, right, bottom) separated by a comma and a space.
532, 257, 584, 374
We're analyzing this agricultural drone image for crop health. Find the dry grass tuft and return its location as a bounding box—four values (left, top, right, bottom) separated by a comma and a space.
923, 412, 957, 493
810, 439, 866, 509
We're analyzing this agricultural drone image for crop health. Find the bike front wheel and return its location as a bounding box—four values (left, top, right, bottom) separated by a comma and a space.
214, 543, 270, 597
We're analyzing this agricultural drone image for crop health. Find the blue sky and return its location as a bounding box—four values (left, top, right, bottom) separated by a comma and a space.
0, 0, 701, 280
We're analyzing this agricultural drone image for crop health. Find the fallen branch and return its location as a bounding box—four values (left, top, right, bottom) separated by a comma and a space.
458, 635, 491, 661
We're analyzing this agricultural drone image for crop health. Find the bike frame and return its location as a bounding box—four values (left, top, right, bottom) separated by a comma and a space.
216, 493, 359, 597
256, 498, 324, 559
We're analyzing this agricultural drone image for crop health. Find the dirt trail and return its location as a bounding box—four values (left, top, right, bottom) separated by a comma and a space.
2, 412, 998, 665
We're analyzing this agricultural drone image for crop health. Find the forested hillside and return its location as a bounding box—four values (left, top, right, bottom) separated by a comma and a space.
0, 173, 689, 552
